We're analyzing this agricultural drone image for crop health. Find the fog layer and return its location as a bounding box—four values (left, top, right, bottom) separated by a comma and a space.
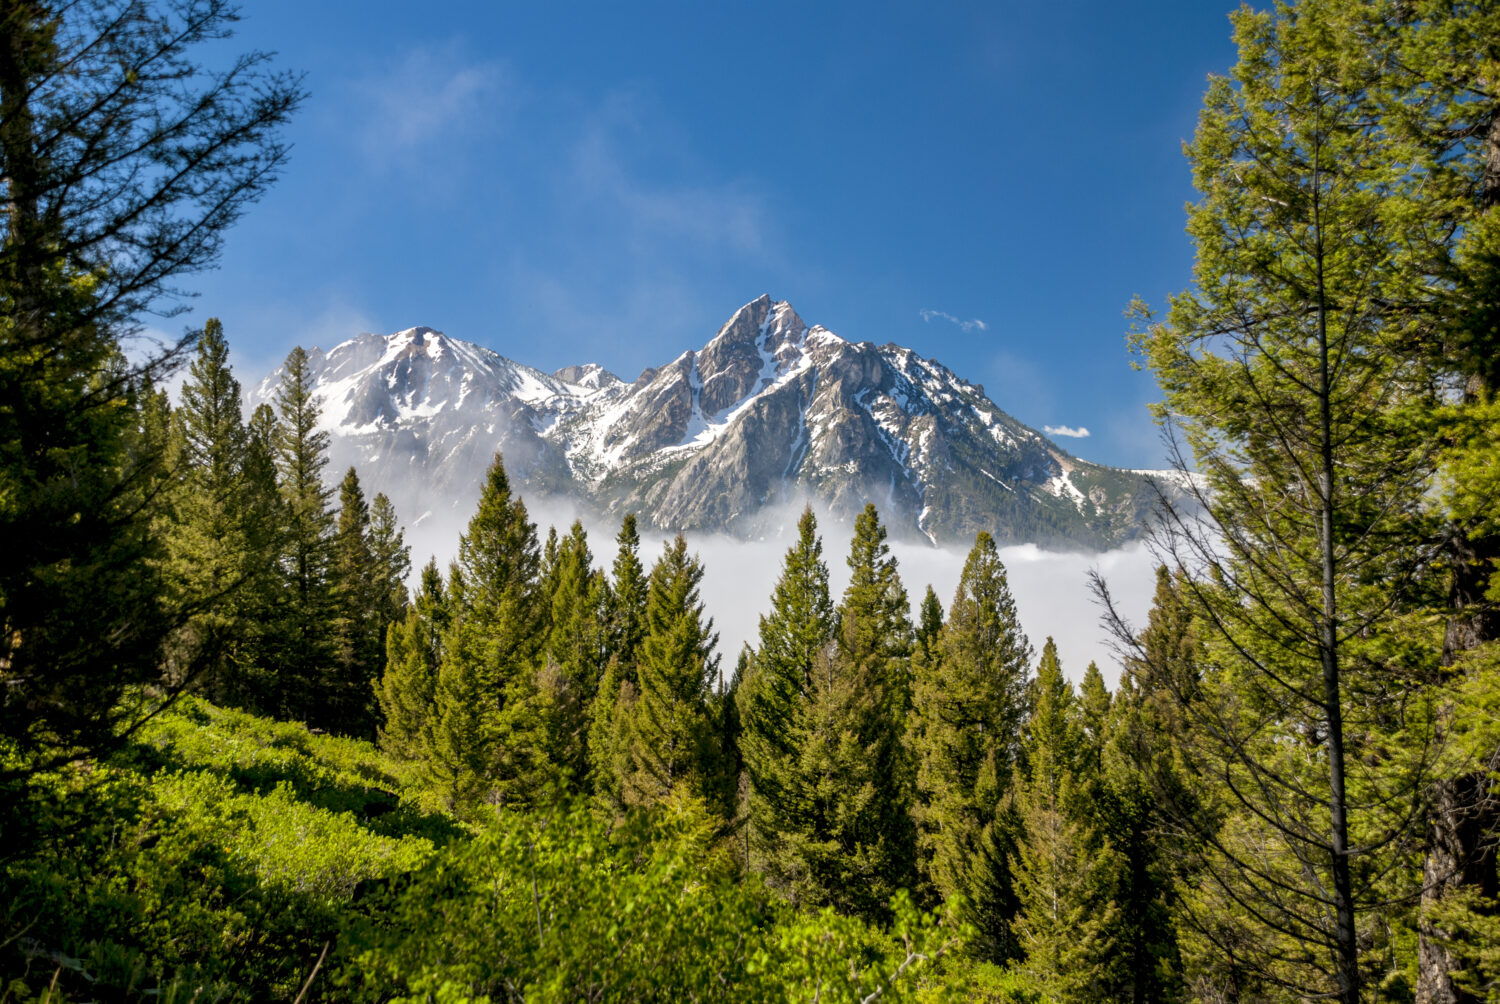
404, 496, 1161, 689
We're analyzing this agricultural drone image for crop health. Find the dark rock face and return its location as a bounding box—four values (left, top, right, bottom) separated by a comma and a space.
251, 299, 1179, 548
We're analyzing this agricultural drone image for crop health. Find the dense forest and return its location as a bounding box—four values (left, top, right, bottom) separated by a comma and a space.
3, 0, 1499, 1001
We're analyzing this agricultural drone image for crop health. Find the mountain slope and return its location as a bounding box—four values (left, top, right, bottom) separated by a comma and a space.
250, 297, 1166, 548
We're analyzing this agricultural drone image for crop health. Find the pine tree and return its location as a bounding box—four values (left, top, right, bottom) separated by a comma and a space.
430, 454, 550, 811
587, 513, 648, 805
608, 513, 648, 676
620, 535, 721, 809
1123, 4, 1449, 996
789, 504, 916, 921
909, 531, 1031, 955
1367, 7, 1500, 995
238, 402, 285, 715
740, 507, 836, 881
539, 520, 609, 789
1096, 674, 1186, 1004
159, 318, 262, 706
1013, 639, 1122, 1003
0, 0, 299, 776
328, 467, 381, 735
377, 559, 447, 761
912, 584, 944, 679
369, 492, 411, 627
272, 345, 336, 722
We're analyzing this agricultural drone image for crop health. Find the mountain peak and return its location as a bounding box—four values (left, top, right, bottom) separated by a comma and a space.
249, 302, 1171, 548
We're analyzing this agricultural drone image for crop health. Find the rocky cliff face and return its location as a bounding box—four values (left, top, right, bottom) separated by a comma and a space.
249, 296, 1169, 548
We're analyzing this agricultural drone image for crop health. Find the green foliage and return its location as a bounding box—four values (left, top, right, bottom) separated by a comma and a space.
376, 559, 447, 762
1130, 2, 1454, 996
158, 318, 268, 709
271, 346, 337, 723
621, 535, 723, 810
328, 467, 382, 735
0, 697, 441, 1002
429, 454, 552, 813
0, 257, 172, 774
780, 504, 917, 922
538, 520, 609, 789
1010, 641, 1123, 1003
740, 506, 836, 883
346, 793, 965, 1003
910, 532, 1031, 953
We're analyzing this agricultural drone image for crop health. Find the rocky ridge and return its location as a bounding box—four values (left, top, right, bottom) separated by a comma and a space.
249, 296, 1170, 548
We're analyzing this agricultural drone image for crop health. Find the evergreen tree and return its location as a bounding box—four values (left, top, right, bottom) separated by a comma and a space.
740, 507, 836, 881
377, 559, 447, 761
272, 345, 336, 722
1096, 674, 1186, 1004
912, 584, 944, 679
159, 318, 262, 706
1077, 663, 1111, 767
539, 520, 609, 789
328, 467, 381, 735
608, 513, 648, 676
430, 454, 550, 811
238, 402, 285, 714
1125, 3, 1449, 996
1012, 639, 1122, 1003
369, 492, 411, 627
1367, 6, 1500, 995
620, 535, 721, 809
0, 0, 299, 775
789, 504, 916, 921
909, 531, 1031, 956
587, 513, 648, 806
587, 655, 630, 810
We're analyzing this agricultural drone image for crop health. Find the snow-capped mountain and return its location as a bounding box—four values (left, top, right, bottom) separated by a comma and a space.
249, 296, 1171, 548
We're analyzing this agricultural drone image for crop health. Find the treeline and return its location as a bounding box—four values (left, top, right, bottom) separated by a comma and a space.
150, 323, 410, 736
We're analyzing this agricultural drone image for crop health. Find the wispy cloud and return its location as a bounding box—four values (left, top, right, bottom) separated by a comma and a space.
1045, 424, 1091, 439
352, 43, 509, 155
570, 92, 771, 255
920, 309, 988, 333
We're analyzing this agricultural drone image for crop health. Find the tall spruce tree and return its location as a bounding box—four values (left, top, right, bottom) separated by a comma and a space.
588, 513, 648, 805
608, 513, 648, 675
912, 585, 944, 680
238, 401, 284, 714
1364, 6, 1500, 997
786, 504, 916, 921
539, 520, 609, 789
160, 318, 262, 705
369, 492, 411, 626
1012, 639, 1123, 1003
909, 531, 1031, 956
272, 345, 336, 722
377, 559, 447, 762
740, 507, 836, 882
1123, 3, 1449, 997
620, 535, 721, 810
328, 467, 381, 735
0, 0, 299, 774
431, 454, 550, 811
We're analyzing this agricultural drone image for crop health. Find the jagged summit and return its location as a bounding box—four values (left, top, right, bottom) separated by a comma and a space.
249, 298, 1165, 548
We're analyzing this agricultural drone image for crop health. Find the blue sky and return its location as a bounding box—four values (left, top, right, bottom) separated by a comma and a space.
183, 1, 1242, 470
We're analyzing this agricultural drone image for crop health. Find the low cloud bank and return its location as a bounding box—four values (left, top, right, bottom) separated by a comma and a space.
403, 496, 1161, 691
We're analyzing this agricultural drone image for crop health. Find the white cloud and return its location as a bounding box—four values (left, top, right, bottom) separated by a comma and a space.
920, 309, 989, 333
352, 44, 509, 155
569, 93, 771, 256
1044, 424, 1091, 438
